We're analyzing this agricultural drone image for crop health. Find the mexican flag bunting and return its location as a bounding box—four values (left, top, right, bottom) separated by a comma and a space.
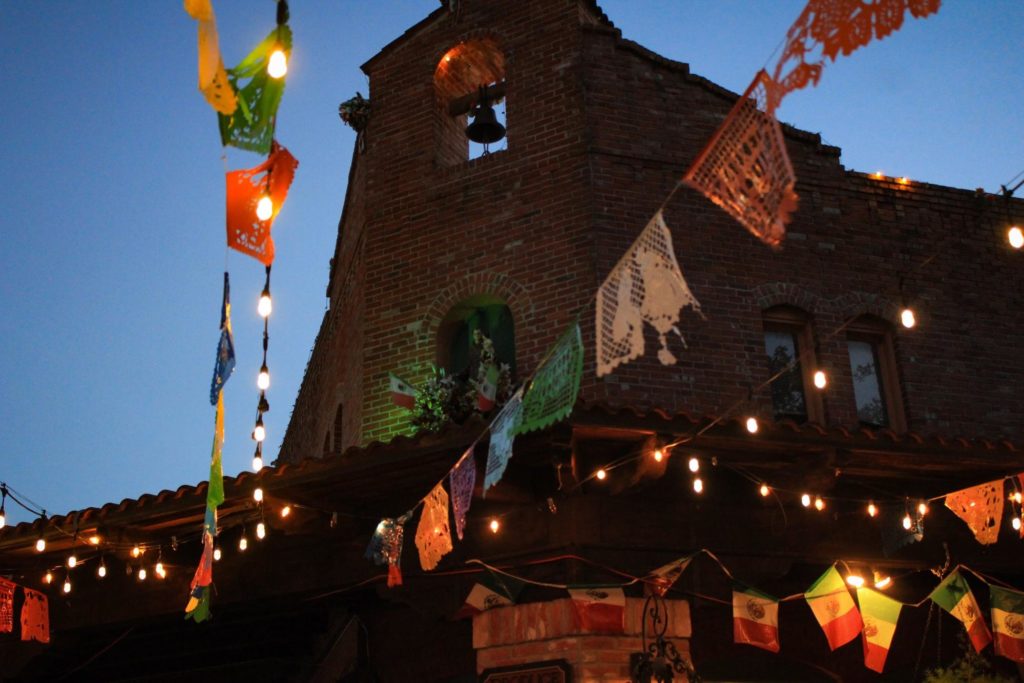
804, 566, 862, 650
988, 585, 1024, 662
930, 570, 992, 652
857, 587, 902, 673
20, 588, 49, 644
477, 365, 499, 411
0, 578, 14, 633
567, 586, 626, 634
182, 0, 237, 115
457, 570, 524, 618
644, 555, 694, 596
186, 391, 225, 623
389, 373, 417, 410
733, 587, 780, 653
218, 25, 292, 154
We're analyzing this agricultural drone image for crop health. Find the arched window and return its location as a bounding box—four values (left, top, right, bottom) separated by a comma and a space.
846, 316, 905, 431
437, 295, 516, 379
434, 38, 507, 165
762, 306, 823, 423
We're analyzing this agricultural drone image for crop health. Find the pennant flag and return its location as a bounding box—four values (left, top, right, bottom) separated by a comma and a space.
365, 512, 411, 588
20, 588, 49, 644
644, 555, 694, 597
449, 448, 476, 541
568, 586, 626, 634
478, 364, 499, 411
733, 587, 780, 653
458, 570, 525, 618
415, 484, 454, 571
596, 211, 702, 377
990, 585, 1024, 663
209, 272, 236, 404
186, 392, 225, 623
513, 323, 583, 435
218, 25, 292, 154
483, 390, 523, 496
0, 577, 14, 634
769, 0, 942, 112
930, 570, 992, 653
225, 142, 299, 266
683, 70, 798, 248
183, 0, 237, 115
945, 480, 1002, 545
389, 373, 417, 410
857, 587, 902, 673
805, 566, 862, 650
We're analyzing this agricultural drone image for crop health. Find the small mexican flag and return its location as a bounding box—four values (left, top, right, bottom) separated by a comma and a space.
805, 566, 862, 651
478, 365, 499, 411
733, 587, 780, 653
857, 587, 902, 673
457, 571, 524, 618
389, 373, 417, 409
988, 585, 1024, 662
930, 570, 992, 653
568, 586, 626, 634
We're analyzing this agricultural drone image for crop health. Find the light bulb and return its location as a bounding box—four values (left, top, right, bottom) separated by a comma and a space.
257, 364, 270, 390
800, 493, 811, 508
688, 457, 700, 473
900, 308, 916, 329
131, 545, 142, 558
874, 575, 892, 590
239, 536, 248, 551
252, 454, 264, 471
63, 579, 72, 594
814, 496, 825, 511
97, 563, 107, 578
692, 477, 704, 494
1014, 492, 1023, 505
897, 176, 909, 185
254, 487, 264, 503
67, 554, 77, 568
1010, 226, 1024, 250
867, 502, 878, 518
813, 370, 827, 389
280, 505, 291, 518
88, 534, 101, 545
155, 562, 166, 579
258, 288, 272, 318
213, 547, 222, 562
846, 574, 865, 588
1013, 517, 1022, 532
267, 49, 288, 78
902, 514, 913, 530
745, 417, 759, 434
253, 422, 266, 443
652, 448, 664, 463
257, 522, 266, 540
36, 537, 46, 553
917, 502, 929, 516
256, 195, 274, 221
138, 567, 147, 581
489, 519, 500, 533
595, 468, 607, 481
44, 571, 53, 584
759, 484, 770, 497
0, 509, 5, 529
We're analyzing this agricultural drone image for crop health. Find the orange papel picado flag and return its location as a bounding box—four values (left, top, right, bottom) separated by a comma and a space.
225, 142, 298, 265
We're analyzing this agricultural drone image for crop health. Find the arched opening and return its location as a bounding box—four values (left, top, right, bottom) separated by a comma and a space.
331, 403, 344, 455
433, 37, 507, 165
437, 294, 516, 380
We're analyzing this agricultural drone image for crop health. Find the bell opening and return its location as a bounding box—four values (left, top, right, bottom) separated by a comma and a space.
465, 86, 506, 156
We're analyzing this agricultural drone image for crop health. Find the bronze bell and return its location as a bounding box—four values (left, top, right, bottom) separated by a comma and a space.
465, 87, 506, 145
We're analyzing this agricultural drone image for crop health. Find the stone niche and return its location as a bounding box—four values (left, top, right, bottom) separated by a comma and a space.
473, 597, 691, 682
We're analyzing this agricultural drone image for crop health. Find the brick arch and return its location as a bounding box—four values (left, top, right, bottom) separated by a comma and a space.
752, 282, 824, 315
418, 271, 535, 352
831, 291, 899, 325
429, 28, 513, 86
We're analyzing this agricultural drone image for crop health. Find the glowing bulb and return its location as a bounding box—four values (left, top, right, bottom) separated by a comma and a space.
253, 422, 266, 443
239, 536, 248, 552
257, 522, 266, 540
257, 364, 270, 390
63, 579, 72, 594
1013, 517, 1022, 532
1010, 226, 1024, 250
267, 49, 288, 78
867, 502, 878, 518
897, 176, 909, 185
872, 171, 884, 179
138, 567, 147, 581
801, 494, 811, 508
917, 502, 929, 516
254, 487, 264, 503
846, 574, 865, 588
88, 534, 101, 545
67, 555, 77, 568
759, 484, 770, 497
0, 510, 5, 529
874, 575, 892, 590
652, 448, 664, 463
489, 518, 500, 533
280, 505, 292, 518
97, 563, 107, 578
131, 545, 142, 559
745, 417, 759, 434
688, 457, 700, 473
595, 468, 607, 481
814, 496, 825, 511
36, 537, 46, 553
252, 454, 264, 471
44, 572, 53, 584
902, 514, 912, 530
213, 547, 222, 562
258, 289, 273, 318
256, 195, 274, 221
900, 308, 916, 329
813, 370, 827, 389
692, 477, 704, 494
1014, 492, 1023, 505
155, 562, 166, 579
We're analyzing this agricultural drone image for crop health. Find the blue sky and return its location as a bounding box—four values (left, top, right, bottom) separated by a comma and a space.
1, 1, 1021, 525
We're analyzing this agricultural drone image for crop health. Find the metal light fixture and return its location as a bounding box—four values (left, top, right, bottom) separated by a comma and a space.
465, 86, 506, 152
630, 593, 700, 682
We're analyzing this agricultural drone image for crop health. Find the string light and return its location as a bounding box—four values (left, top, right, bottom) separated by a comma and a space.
88, 534, 101, 545
257, 363, 270, 390
813, 370, 827, 389
257, 522, 267, 540
917, 501, 929, 516
267, 48, 288, 79
900, 308, 916, 329
280, 505, 292, 518
1010, 226, 1024, 250
0, 491, 5, 529
814, 496, 825, 511
873, 573, 892, 590
1013, 491, 1022, 505
692, 477, 704, 494
43, 571, 53, 585
254, 487, 264, 503
97, 561, 107, 579
902, 514, 913, 530
137, 567, 147, 581
131, 545, 142, 559
871, 171, 884, 179
688, 457, 700, 473
745, 417, 759, 434
255, 195, 274, 221
652, 448, 664, 463
1013, 517, 1022, 532
801, 493, 811, 508
759, 483, 770, 497
867, 502, 878, 518
239, 534, 248, 552
489, 518, 500, 533
213, 547, 222, 562
62, 577, 72, 594
595, 468, 607, 481
253, 415, 266, 443
35, 537, 46, 553
846, 574, 865, 588
155, 562, 166, 579
897, 176, 910, 185
257, 286, 273, 318
67, 554, 77, 568
252, 448, 264, 472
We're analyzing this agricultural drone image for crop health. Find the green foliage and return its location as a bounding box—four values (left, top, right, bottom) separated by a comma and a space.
922, 634, 1015, 683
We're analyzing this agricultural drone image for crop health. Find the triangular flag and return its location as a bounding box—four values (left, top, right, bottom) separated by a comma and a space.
945, 480, 1003, 545
20, 588, 49, 644
449, 448, 476, 540
389, 373, 417, 409
733, 586, 780, 653
0, 577, 14, 634
182, 0, 237, 115
225, 142, 298, 266
857, 587, 902, 673
365, 512, 411, 588
990, 585, 1024, 663
596, 211, 702, 377
568, 586, 626, 634
218, 25, 292, 154
414, 484, 453, 571
930, 570, 992, 653
483, 390, 523, 496
644, 555, 693, 597
209, 272, 235, 404
513, 323, 583, 435
457, 570, 524, 618
477, 364, 499, 411
804, 566, 862, 651
185, 392, 225, 622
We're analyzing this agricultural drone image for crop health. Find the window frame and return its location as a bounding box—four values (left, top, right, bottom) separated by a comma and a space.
846, 317, 906, 432
762, 307, 824, 424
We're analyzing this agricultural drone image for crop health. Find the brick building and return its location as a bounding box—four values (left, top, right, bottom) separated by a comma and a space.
2, 1, 1022, 681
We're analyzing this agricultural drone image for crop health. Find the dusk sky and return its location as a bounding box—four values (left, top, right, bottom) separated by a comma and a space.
2, 1, 1021, 526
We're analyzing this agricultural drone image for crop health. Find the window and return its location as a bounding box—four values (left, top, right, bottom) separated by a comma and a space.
762, 307, 823, 423
437, 296, 516, 379
331, 403, 344, 456
846, 317, 905, 431
434, 38, 507, 165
